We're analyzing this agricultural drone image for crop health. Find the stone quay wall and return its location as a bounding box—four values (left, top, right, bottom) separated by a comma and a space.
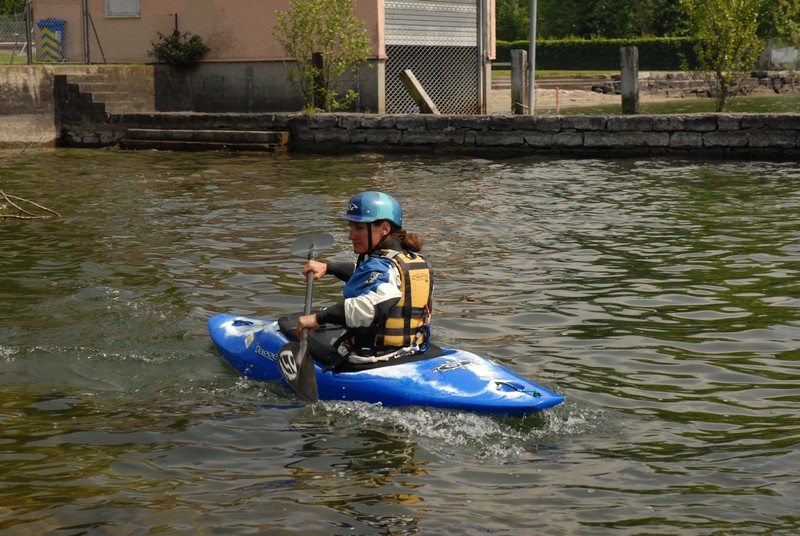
63, 108, 800, 160
287, 113, 800, 159
60, 111, 800, 159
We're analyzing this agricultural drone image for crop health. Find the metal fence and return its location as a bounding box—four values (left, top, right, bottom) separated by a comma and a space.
0, 8, 31, 64
1, 1, 95, 65
384, 0, 483, 115
385, 44, 479, 114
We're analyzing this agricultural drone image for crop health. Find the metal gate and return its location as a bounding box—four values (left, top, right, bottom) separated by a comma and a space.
385, 0, 483, 114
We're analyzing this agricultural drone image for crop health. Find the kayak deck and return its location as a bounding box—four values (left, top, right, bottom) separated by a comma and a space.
209, 314, 564, 415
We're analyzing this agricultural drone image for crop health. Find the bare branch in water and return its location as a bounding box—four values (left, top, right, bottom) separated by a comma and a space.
0, 191, 61, 220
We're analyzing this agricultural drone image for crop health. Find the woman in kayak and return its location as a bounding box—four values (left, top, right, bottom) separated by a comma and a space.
289, 191, 435, 365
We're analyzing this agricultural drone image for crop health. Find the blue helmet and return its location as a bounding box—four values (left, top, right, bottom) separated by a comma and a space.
343, 191, 403, 228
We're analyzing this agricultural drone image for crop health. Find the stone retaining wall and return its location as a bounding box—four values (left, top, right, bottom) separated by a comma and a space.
57, 110, 800, 159
286, 113, 800, 159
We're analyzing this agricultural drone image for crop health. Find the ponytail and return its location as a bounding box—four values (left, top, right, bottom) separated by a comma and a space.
392, 228, 423, 253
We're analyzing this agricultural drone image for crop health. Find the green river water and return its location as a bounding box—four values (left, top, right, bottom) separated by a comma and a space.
1, 148, 798, 535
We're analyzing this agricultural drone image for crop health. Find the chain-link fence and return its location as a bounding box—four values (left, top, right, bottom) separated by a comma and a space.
0, 7, 31, 64
386, 45, 479, 114
2, 1, 97, 65
758, 38, 800, 71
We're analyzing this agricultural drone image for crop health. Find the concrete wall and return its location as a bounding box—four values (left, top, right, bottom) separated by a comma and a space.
0, 66, 56, 147
156, 61, 385, 113
0, 63, 386, 148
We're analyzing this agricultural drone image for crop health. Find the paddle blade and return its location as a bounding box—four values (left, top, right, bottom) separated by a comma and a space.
278, 341, 319, 403
290, 232, 335, 260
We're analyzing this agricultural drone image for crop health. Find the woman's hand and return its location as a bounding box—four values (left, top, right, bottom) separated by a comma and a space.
302, 260, 327, 281
296, 313, 320, 339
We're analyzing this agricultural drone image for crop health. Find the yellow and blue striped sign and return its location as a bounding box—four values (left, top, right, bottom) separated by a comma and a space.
37, 19, 66, 63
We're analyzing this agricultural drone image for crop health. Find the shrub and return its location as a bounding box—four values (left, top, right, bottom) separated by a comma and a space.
496, 37, 701, 71
149, 29, 210, 68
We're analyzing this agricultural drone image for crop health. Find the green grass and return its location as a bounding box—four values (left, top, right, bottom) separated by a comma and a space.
0, 51, 28, 64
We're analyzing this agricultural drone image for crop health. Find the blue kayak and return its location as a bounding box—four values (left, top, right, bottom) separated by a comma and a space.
209, 313, 564, 416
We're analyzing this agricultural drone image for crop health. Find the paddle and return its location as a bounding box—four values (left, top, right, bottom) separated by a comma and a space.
277, 232, 335, 403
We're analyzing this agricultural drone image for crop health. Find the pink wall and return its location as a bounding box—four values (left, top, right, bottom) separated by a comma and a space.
33, 0, 384, 63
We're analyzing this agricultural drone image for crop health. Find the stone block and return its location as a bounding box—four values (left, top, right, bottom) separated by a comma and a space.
562, 115, 607, 131
443, 130, 467, 144
740, 115, 766, 129
684, 115, 717, 131
402, 130, 448, 145
716, 115, 741, 131
313, 129, 349, 143
703, 130, 749, 147
308, 114, 339, 129
749, 129, 796, 148
358, 115, 384, 128
652, 115, 684, 131
338, 115, 363, 130
364, 129, 402, 145
534, 116, 562, 132
425, 115, 452, 130
584, 131, 668, 147
551, 132, 583, 147
474, 130, 526, 146
764, 115, 800, 130
523, 132, 554, 147
670, 131, 703, 148
451, 115, 491, 130
607, 115, 654, 132
394, 115, 428, 130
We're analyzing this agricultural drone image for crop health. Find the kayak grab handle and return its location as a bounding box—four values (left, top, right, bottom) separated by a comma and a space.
495, 381, 541, 397
233, 318, 256, 327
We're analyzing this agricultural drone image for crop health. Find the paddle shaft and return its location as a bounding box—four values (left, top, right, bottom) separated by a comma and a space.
298, 252, 316, 357
277, 233, 334, 403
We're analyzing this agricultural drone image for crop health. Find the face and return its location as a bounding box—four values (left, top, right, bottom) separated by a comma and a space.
348, 221, 390, 254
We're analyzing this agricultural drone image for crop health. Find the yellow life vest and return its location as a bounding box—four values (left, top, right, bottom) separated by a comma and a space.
376, 249, 433, 349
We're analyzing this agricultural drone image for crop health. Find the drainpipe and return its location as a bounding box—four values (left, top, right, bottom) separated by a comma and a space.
83, 0, 90, 63
477, 0, 485, 114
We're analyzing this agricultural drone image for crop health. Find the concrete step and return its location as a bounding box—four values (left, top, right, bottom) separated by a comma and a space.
120, 128, 290, 152
64, 72, 154, 114
118, 139, 289, 152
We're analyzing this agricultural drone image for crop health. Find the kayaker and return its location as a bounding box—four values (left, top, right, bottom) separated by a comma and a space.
284, 191, 436, 366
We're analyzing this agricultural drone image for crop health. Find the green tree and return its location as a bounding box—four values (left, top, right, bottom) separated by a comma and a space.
496, 0, 530, 41
536, 0, 690, 38
684, 0, 765, 111
274, 0, 371, 113
0, 0, 26, 15
760, 0, 800, 42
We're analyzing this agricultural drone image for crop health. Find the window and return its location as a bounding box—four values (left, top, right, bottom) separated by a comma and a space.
105, 0, 140, 18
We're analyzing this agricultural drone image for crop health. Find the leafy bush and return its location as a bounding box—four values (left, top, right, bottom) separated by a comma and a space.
149, 29, 210, 68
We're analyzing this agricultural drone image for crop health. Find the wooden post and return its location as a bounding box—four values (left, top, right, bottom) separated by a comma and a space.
621, 46, 639, 115
312, 52, 325, 111
399, 69, 440, 114
511, 49, 528, 115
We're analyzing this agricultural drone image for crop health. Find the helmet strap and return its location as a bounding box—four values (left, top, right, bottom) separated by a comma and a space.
367, 222, 376, 255
367, 220, 389, 255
